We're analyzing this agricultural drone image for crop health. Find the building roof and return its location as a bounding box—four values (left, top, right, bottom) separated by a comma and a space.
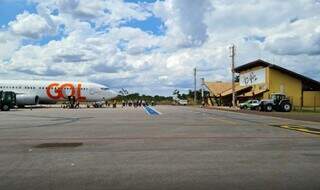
234, 59, 320, 90
220, 84, 252, 97
206, 82, 253, 97
234, 59, 270, 72
238, 89, 268, 98
205, 82, 232, 96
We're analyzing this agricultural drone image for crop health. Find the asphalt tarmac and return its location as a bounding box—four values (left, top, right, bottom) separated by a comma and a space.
0, 106, 319, 190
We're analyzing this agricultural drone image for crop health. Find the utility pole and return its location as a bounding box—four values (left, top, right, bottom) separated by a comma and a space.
194, 67, 197, 104
229, 44, 236, 107
201, 78, 205, 106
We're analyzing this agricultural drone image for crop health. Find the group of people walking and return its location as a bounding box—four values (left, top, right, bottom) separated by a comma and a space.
121, 100, 155, 107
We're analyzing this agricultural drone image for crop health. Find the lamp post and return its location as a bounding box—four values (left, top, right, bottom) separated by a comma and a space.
229, 44, 236, 108
201, 78, 204, 104
194, 67, 197, 104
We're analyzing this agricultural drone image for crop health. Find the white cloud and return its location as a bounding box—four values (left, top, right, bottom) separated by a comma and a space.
153, 0, 212, 48
9, 12, 54, 39
0, 31, 21, 62
33, 0, 152, 28
264, 17, 320, 56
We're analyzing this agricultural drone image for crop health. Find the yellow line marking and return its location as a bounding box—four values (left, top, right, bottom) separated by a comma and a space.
278, 125, 320, 135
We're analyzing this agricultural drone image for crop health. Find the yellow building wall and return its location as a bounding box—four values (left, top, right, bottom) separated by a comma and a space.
236, 65, 320, 107
239, 66, 265, 74
266, 67, 302, 107
262, 68, 270, 100
303, 91, 320, 107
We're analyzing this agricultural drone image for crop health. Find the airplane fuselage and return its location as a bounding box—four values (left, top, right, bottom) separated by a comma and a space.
0, 80, 117, 105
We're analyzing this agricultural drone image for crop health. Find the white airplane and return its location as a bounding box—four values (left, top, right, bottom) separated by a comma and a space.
0, 80, 118, 107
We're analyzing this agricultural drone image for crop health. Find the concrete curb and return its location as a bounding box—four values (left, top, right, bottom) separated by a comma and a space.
204, 106, 320, 123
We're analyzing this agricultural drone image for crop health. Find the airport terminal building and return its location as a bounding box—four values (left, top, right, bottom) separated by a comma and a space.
206, 59, 320, 108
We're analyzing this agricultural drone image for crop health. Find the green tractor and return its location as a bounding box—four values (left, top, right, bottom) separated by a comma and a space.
0, 91, 17, 111
260, 93, 292, 112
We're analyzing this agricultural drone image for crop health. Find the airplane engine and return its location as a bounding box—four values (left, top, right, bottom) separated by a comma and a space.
16, 95, 40, 106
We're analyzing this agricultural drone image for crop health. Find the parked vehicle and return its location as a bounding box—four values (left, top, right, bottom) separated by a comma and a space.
260, 93, 292, 112
0, 91, 16, 111
239, 100, 260, 110
178, 99, 188, 105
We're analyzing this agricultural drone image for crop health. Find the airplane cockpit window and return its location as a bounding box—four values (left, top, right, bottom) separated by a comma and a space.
101, 88, 109, 91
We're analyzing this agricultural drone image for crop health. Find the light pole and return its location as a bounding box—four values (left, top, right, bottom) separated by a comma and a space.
229, 44, 236, 107
194, 67, 197, 104
201, 78, 205, 106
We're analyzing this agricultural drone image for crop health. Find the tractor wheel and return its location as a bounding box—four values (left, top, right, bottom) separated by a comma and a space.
265, 104, 273, 112
253, 106, 260, 111
2, 105, 10, 111
282, 102, 292, 112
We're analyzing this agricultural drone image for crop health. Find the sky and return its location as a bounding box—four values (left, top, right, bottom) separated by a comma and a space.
0, 0, 320, 96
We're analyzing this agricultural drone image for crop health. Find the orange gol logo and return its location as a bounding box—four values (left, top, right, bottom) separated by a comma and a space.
46, 83, 86, 101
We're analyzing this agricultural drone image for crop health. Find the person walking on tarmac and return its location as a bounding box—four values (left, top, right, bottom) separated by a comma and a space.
75, 100, 80, 109
122, 100, 125, 107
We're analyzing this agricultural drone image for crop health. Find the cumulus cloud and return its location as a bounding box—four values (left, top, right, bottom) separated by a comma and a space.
153, 0, 212, 48
0, 31, 21, 62
9, 12, 55, 39
264, 17, 320, 56
34, 0, 152, 28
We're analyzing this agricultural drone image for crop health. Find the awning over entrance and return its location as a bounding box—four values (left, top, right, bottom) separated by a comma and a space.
205, 82, 232, 97
237, 89, 268, 98
220, 85, 252, 97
